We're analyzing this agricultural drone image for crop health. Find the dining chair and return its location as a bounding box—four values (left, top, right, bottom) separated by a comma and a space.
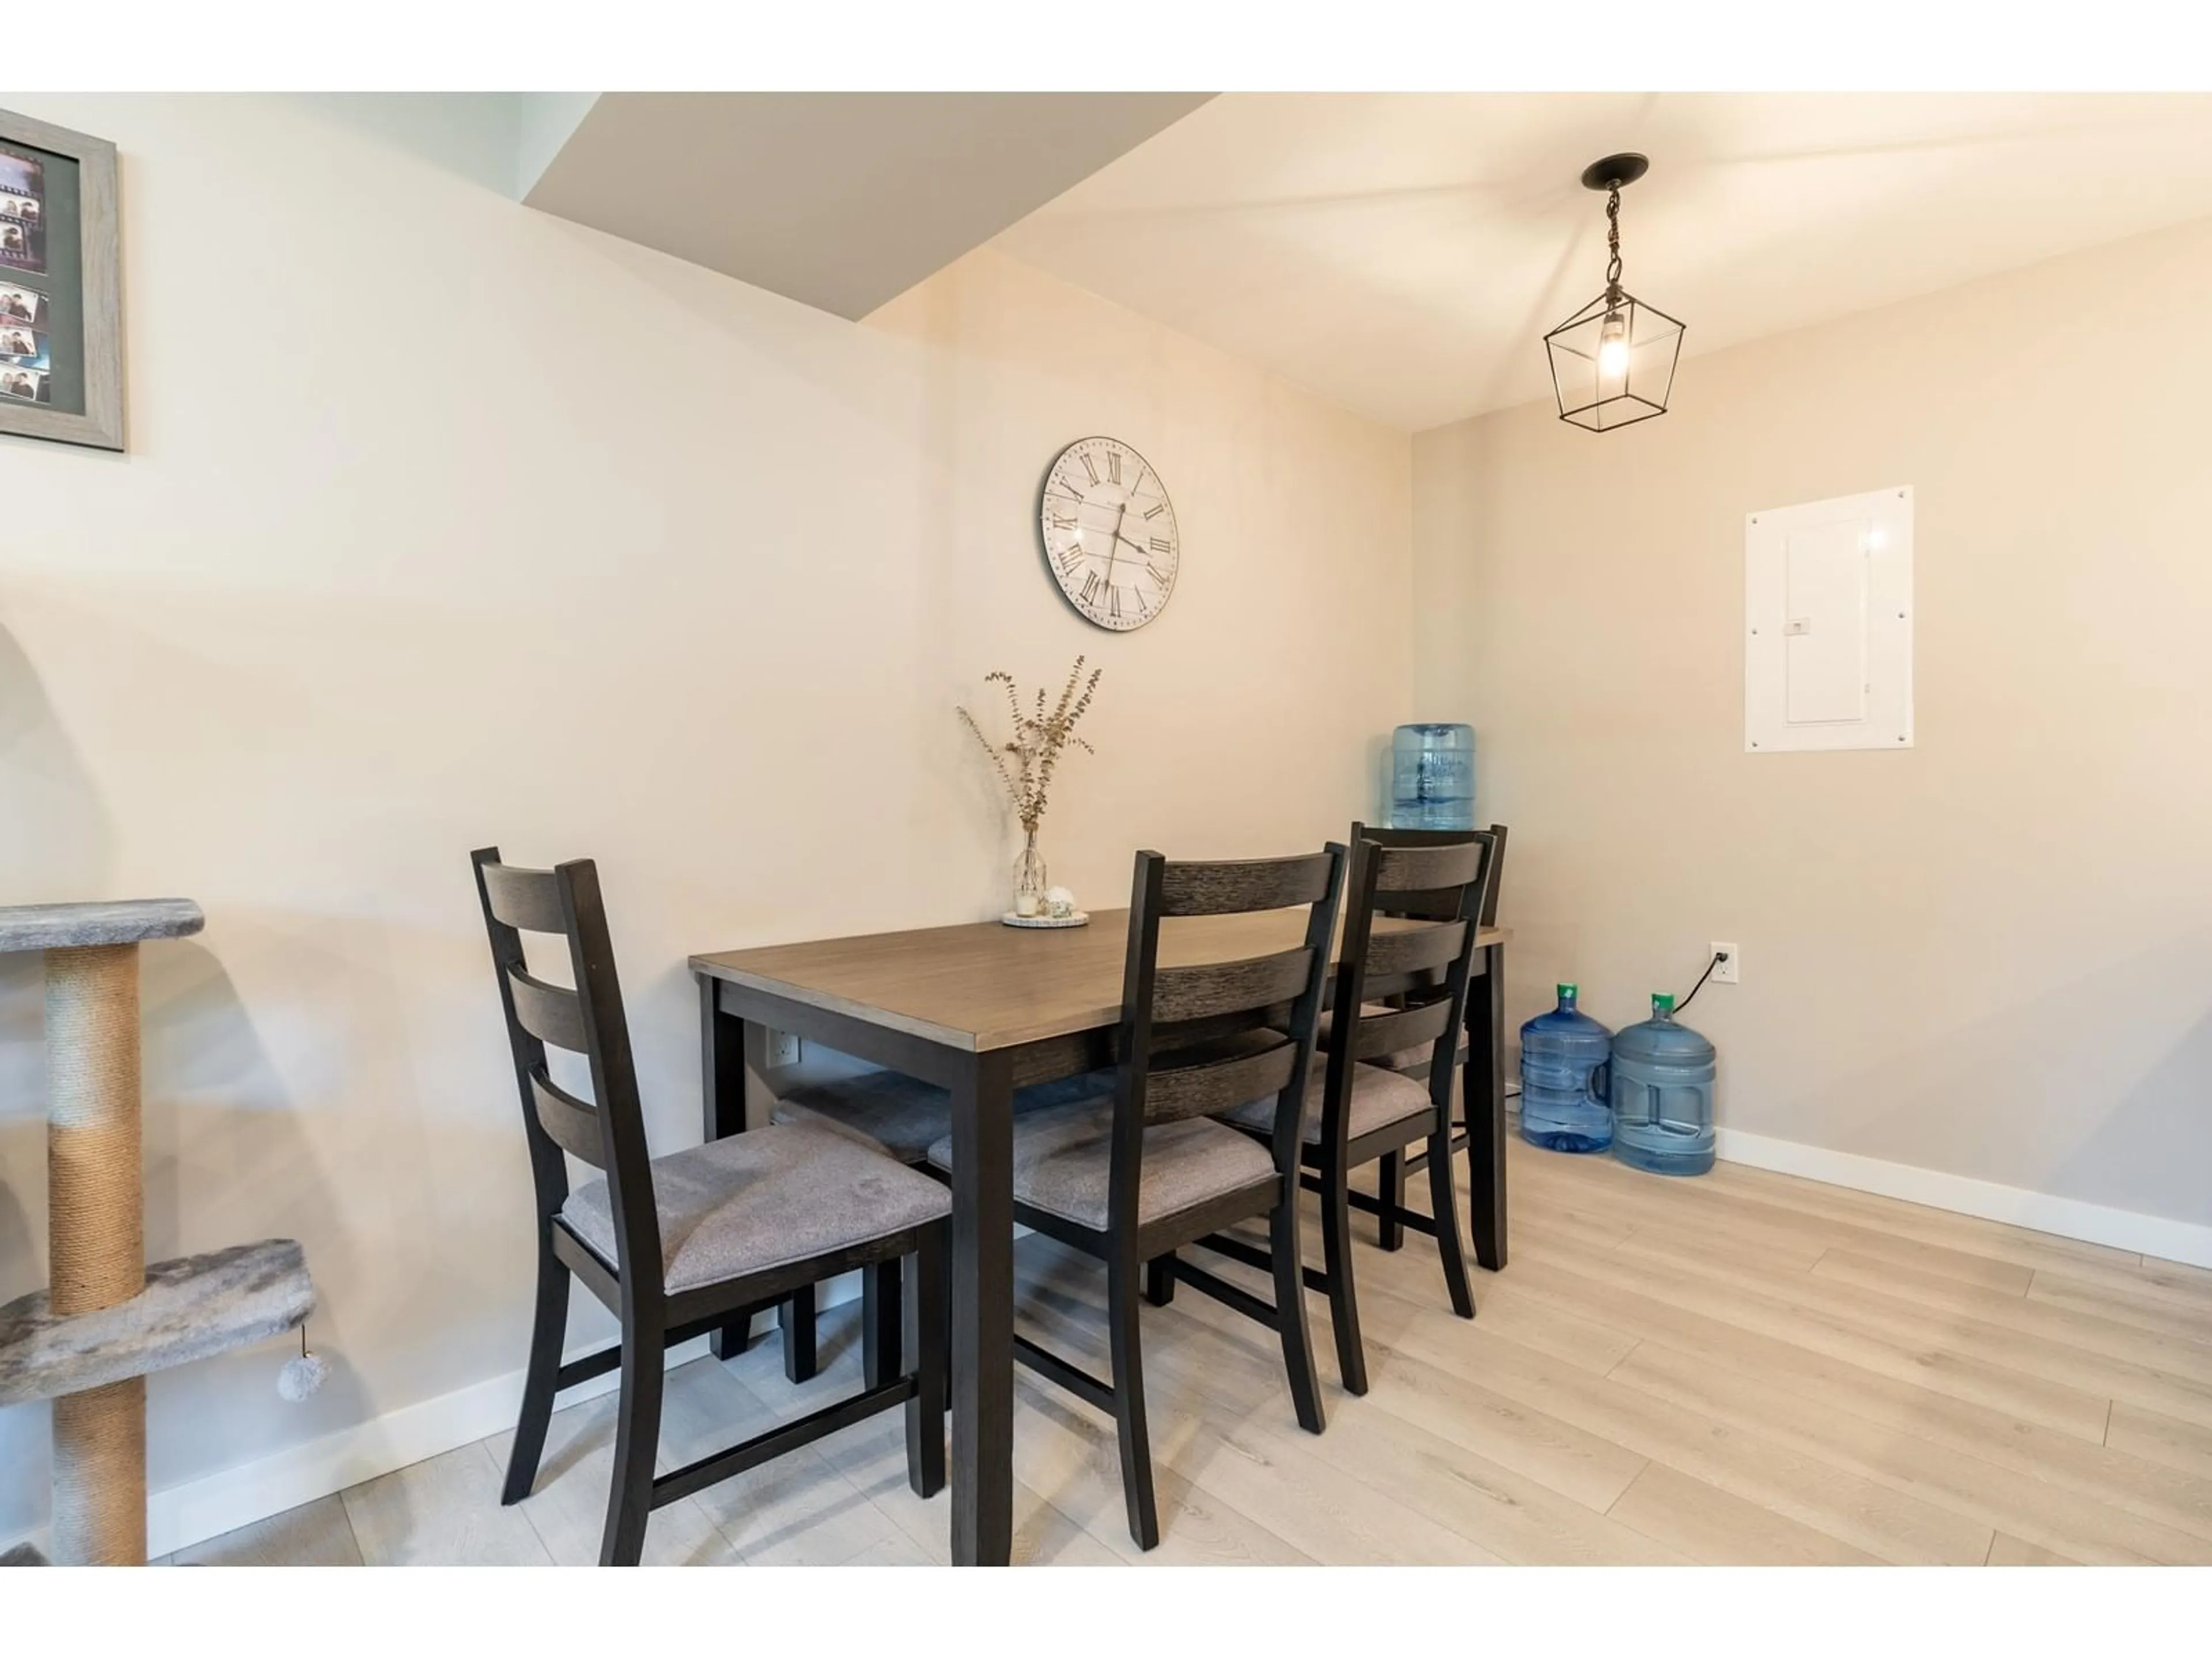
471, 847, 950, 1566
1215, 832, 1492, 1394
925, 846, 1345, 1550
1353, 822, 1506, 1252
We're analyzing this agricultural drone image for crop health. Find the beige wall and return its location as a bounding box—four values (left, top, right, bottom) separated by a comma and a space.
1414, 213, 2212, 1232
0, 94, 1412, 1536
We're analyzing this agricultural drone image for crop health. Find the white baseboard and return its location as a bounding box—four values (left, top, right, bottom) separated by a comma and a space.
7, 1272, 861, 1562
1715, 1127, 2212, 1270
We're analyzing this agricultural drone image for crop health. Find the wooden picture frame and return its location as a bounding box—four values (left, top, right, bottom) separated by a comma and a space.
0, 108, 122, 452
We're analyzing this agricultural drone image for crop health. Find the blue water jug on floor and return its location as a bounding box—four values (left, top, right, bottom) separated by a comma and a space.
1519, 983, 1613, 1153
1611, 993, 1717, 1177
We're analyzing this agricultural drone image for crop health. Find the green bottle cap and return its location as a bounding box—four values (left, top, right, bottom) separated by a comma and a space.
1558, 983, 1578, 999
1652, 993, 1676, 1015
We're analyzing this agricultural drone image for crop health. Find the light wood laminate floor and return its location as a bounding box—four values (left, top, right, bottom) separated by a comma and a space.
168, 1139, 2212, 1566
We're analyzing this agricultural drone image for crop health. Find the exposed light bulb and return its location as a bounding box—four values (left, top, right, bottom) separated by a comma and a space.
1596, 311, 1629, 384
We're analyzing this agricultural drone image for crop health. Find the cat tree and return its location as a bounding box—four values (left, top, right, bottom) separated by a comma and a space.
0, 900, 315, 1566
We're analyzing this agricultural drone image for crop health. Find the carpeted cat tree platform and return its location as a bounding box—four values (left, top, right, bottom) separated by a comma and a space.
0, 900, 315, 1566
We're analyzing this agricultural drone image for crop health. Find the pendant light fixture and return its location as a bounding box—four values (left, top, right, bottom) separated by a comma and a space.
1544, 153, 1684, 432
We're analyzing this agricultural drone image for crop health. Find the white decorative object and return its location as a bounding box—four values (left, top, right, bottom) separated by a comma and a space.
277, 1350, 330, 1403
1040, 436, 1179, 630
1045, 886, 1077, 919
1744, 486, 1914, 754
1002, 910, 1089, 929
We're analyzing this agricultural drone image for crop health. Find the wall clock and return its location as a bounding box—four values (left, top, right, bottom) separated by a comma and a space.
1039, 436, 1179, 631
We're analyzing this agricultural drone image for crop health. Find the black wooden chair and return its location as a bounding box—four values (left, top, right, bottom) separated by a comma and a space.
1215, 832, 1493, 1394
925, 847, 1345, 1550
1355, 823, 1506, 1252
471, 847, 950, 1566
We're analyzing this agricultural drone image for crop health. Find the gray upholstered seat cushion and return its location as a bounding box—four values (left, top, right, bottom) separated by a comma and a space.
559, 1124, 950, 1294
1219, 1060, 1435, 1146
772, 1066, 1119, 1164
923, 1097, 1274, 1232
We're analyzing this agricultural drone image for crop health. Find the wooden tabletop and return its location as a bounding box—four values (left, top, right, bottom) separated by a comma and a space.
692, 911, 1506, 1054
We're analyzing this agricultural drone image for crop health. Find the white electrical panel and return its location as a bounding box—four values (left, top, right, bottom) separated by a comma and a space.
1744, 486, 1914, 753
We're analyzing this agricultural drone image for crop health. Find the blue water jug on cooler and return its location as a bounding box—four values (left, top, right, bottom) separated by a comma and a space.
1519, 983, 1613, 1153
1611, 993, 1716, 1177
1390, 723, 1475, 831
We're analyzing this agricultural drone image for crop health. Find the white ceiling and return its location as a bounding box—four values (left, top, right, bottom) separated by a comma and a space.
992, 93, 2212, 431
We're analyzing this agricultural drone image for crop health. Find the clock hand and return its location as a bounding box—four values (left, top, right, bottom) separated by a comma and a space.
1102, 505, 1127, 590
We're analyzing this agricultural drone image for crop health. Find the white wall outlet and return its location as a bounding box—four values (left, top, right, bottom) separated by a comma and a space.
766, 1029, 801, 1067
1709, 943, 1740, 986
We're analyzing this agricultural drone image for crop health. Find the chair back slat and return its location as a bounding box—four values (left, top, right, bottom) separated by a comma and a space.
1372, 840, 1486, 895
481, 862, 568, 934
1158, 853, 1336, 918
1346, 996, 1453, 1065
509, 965, 589, 1052
530, 1069, 605, 1165
1363, 919, 1468, 981
1143, 1032, 1298, 1124
1152, 947, 1315, 1025
1355, 821, 1508, 927
471, 846, 664, 1297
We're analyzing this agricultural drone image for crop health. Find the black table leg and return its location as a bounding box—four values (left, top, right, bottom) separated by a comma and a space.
948, 1048, 1014, 1566
1465, 941, 1508, 1271
700, 974, 756, 1359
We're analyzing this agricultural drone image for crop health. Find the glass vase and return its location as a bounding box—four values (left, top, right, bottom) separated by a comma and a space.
1012, 829, 1048, 918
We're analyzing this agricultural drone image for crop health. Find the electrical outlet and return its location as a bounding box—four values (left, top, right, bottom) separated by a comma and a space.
766, 1029, 801, 1067
1709, 943, 1740, 985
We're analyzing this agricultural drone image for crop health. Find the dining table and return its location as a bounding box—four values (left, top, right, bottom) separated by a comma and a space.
690, 904, 1508, 1566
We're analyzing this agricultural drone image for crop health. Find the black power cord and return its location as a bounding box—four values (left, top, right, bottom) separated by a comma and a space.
1672, 948, 1729, 1017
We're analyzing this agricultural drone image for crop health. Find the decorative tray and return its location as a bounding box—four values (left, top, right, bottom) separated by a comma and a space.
1001, 911, 1089, 929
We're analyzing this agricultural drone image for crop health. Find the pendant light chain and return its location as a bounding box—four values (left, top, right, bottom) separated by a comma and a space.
1604, 185, 1624, 304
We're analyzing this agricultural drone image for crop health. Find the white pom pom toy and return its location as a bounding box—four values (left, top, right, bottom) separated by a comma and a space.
278, 1325, 329, 1401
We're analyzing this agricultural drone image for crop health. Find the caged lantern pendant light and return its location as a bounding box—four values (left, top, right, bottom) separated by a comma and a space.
1543, 153, 1684, 432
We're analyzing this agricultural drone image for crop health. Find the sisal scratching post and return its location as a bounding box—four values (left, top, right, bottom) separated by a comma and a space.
45, 942, 147, 1566
49, 1381, 145, 1565
0, 899, 314, 1570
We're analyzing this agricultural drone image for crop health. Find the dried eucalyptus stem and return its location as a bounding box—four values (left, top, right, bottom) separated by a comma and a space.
957, 656, 1102, 834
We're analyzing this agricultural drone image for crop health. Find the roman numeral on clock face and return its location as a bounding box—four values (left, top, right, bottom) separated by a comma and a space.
1150, 536, 1173, 554
1080, 452, 1100, 485
1080, 571, 1101, 604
